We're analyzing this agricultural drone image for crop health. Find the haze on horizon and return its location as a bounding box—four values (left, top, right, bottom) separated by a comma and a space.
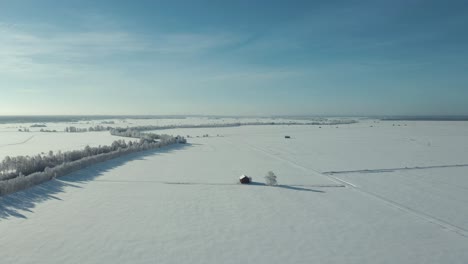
1, 0, 467, 116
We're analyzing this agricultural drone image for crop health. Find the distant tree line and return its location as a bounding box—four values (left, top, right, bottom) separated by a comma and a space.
107, 120, 357, 133
88, 125, 112, 132
110, 128, 144, 138
32, 119, 359, 134
0, 135, 185, 196
110, 129, 186, 144
39, 129, 57, 132
100, 121, 115, 125
64, 125, 111, 133
59, 119, 357, 135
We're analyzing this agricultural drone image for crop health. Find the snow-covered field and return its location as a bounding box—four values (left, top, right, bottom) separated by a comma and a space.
1, 119, 468, 263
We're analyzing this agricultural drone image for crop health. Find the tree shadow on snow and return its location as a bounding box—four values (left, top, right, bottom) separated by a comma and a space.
0, 144, 191, 220
0, 180, 82, 219
248, 182, 325, 193
61, 143, 191, 184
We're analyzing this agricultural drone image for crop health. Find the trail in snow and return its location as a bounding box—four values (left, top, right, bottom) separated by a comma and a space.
323, 164, 468, 175
0, 135, 35, 148
93, 179, 343, 186
91, 179, 343, 192
335, 177, 468, 238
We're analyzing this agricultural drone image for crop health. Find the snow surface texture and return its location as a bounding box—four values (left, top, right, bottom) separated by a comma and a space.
1, 119, 468, 264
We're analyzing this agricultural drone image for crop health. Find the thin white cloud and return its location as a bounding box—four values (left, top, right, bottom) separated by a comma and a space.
0, 27, 146, 59
0, 25, 143, 78
151, 33, 241, 54
203, 69, 305, 82
0, 21, 244, 79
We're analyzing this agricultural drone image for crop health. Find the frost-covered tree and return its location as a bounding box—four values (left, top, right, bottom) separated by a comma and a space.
0, 133, 186, 196
265, 171, 278, 186
64, 126, 87, 133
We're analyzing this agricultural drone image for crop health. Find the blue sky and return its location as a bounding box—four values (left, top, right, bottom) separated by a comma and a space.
1, 0, 467, 116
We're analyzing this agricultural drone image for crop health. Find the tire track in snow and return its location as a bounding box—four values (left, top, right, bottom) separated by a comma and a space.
323, 164, 468, 175
91, 179, 344, 188
0, 135, 35, 148
342, 181, 468, 238
223, 137, 468, 239
329, 174, 468, 238
327, 176, 357, 188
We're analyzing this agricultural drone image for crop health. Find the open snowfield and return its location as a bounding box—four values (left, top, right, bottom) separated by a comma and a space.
1, 119, 468, 263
